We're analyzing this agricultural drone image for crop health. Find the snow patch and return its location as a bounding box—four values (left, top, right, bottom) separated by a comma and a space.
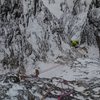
7, 84, 24, 97
42, 0, 65, 19
88, 46, 99, 59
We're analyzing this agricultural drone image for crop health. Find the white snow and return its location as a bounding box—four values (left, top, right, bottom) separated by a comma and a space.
42, 0, 65, 19
88, 46, 100, 59
6, 84, 24, 97
42, 0, 62, 18
38, 58, 100, 81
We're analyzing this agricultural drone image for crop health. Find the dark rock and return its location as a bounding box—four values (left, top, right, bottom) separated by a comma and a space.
3, 74, 20, 83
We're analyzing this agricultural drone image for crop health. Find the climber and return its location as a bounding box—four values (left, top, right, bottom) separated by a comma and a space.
34, 68, 40, 77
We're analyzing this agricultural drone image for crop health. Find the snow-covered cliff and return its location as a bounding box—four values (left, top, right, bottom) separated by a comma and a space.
0, 0, 99, 72
0, 0, 100, 100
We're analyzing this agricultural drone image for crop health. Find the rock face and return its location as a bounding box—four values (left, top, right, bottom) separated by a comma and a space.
0, 0, 99, 71
0, 0, 70, 71
72, 0, 87, 15
0, 1, 100, 100
0, 74, 100, 100
80, 0, 100, 55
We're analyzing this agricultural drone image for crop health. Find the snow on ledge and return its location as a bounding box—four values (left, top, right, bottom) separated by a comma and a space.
42, 0, 64, 19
